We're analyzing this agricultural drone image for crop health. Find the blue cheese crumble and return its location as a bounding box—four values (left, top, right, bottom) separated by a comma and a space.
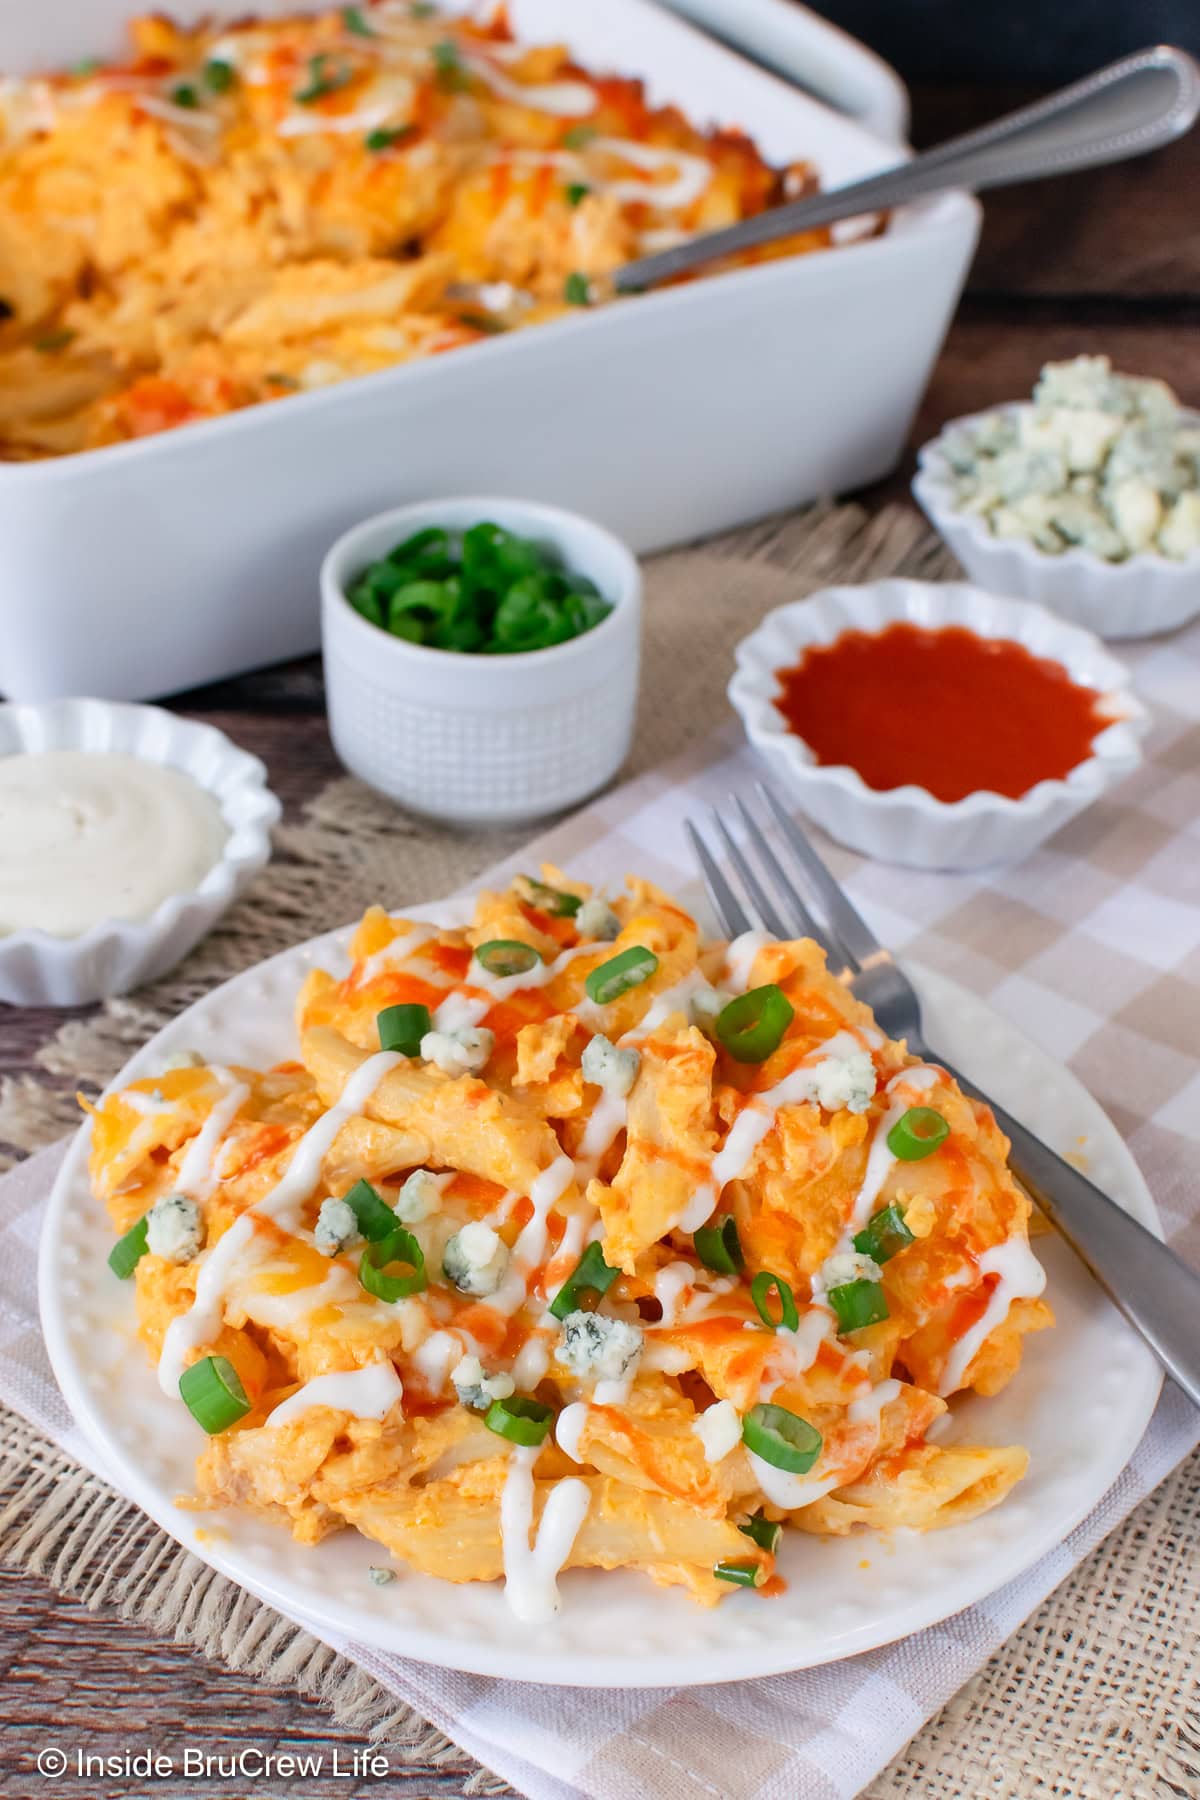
451, 1353, 516, 1410
559, 1310, 643, 1383
145, 1192, 203, 1264
442, 1222, 509, 1296
395, 1169, 444, 1224
945, 356, 1200, 562
581, 1033, 639, 1098
692, 1399, 741, 1464
576, 897, 621, 941
811, 1047, 876, 1115
314, 1196, 359, 1257
420, 1025, 494, 1077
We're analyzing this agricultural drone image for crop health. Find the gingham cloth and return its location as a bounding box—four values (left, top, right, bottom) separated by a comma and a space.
2, 620, 1199, 1800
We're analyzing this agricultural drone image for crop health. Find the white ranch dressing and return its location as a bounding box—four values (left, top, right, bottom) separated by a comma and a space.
849, 1064, 941, 1233
587, 136, 714, 210
511, 1334, 551, 1391
266, 1360, 403, 1428
677, 1029, 877, 1234
463, 53, 594, 118
723, 930, 772, 993
136, 93, 222, 132
175, 1068, 251, 1202
158, 1051, 402, 1395
356, 924, 436, 986
938, 1238, 1047, 1395
747, 1450, 841, 1513
500, 1451, 591, 1622
0, 752, 228, 939
554, 1400, 589, 1464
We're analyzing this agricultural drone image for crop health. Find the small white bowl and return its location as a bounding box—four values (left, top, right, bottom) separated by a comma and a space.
728, 578, 1149, 871
321, 497, 642, 827
0, 699, 280, 1007
913, 406, 1200, 641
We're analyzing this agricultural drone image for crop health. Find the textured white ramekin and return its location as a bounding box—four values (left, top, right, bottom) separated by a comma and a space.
0, 699, 280, 1006
321, 497, 642, 827
728, 577, 1149, 871
913, 406, 1200, 641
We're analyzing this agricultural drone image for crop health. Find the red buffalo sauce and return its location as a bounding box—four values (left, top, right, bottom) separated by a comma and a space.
773, 623, 1109, 802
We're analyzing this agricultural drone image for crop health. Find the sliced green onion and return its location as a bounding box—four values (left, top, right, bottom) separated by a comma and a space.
827, 1279, 889, 1334
887, 1106, 950, 1162
485, 1394, 553, 1447
295, 53, 352, 103
475, 939, 542, 979
738, 1511, 782, 1553
342, 1178, 396, 1243
548, 1241, 619, 1321
565, 182, 590, 207
365, 123, 415, 150
179, 1355, 251, 1434
71, 57, 100, 77
342, 4, 375, 33
171, 82, 200, 108
34, 328, 75, 353
750, 1270, 799, 1333
693, 1215, 744, 1276
432, 39, 468, 91
715, 985, 794, 1064
378, 1002, 431, 1056
563, 124, 597, 149
713, 1559, 766, 1588
108, 1215, 149, 1280
203, 57, 236, 91
359, 1226, 426, 1301
585, 945, 658, 1006
853, 1203, 914, 1264
518, 875, 581, 918
742, 1402, 822, 1474
564, 271, 592, 306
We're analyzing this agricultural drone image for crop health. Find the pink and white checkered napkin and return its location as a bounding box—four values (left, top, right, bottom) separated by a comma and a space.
5, 616, 1200, 1800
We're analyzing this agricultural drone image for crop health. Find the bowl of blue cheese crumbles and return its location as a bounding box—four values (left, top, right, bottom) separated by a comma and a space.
913, 356, 1200, 640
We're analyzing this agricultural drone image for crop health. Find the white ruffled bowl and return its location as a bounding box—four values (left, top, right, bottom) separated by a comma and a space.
913, 406, 1200, 641
322, 496, 641, 828
0, 699, 280, 1006
728, 578, 1149, 871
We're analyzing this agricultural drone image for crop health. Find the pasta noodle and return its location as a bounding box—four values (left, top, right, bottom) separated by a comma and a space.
0, 4, 832, 459
87, 869, 1052, 1617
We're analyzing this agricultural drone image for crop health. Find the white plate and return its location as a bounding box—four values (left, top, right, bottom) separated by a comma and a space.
38, 899, 1163, 1688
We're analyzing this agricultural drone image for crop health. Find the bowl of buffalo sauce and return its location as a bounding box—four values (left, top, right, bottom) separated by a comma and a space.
729, 579, 1148, 870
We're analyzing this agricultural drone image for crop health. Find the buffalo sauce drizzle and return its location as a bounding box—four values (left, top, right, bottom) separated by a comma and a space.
773, 623, 1110, 802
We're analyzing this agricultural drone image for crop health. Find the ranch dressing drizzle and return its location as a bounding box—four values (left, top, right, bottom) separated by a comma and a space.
158, 1051, 402, 1395
266, 1360, 403, 1428
586, 136, 714, 210
500, 1450, 591, 1622
356, 924, 436, 986
0, 752, 227, 939
462, 53, 595, 118
938, 1238, 1047, 1395
849, 1065, 940, 1233
677, 1029, 875, 1234
174, 1068, 251, 1202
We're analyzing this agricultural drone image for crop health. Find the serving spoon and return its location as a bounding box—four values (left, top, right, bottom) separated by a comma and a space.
571, 44, 1200, 301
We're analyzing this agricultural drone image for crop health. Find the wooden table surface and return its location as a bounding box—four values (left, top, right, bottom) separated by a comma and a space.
2, 78, 1196, 1800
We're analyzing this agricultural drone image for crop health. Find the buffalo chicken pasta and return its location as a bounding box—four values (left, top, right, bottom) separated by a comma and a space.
0, 4, 831, 459
88, 872, 1052, 1618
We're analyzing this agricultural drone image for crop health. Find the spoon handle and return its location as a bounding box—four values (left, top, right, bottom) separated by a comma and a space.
612, 44, 1200, 295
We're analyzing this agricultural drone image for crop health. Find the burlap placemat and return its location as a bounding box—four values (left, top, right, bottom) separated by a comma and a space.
1, 501, 1195, 1800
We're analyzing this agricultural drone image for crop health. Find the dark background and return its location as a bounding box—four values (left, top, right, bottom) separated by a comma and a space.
812, 0, 1200, 82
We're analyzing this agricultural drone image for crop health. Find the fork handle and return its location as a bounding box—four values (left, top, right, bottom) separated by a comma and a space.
932, 1050, 1200, 1410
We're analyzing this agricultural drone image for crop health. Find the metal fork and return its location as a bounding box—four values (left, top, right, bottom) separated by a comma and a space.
685, 784, 1200, 1410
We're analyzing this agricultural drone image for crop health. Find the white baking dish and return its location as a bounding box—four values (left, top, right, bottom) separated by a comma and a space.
0, 0, 978, 702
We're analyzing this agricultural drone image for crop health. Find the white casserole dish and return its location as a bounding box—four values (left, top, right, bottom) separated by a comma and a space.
0, 0, 978, 702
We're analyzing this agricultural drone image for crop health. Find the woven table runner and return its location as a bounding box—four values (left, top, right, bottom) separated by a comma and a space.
1, 502, 1197, 1799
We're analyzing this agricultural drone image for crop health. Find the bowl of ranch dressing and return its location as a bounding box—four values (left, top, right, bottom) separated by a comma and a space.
0, 700, 280, 1005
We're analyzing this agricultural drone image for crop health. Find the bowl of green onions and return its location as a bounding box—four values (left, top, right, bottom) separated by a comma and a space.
321, 497, 641, 826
